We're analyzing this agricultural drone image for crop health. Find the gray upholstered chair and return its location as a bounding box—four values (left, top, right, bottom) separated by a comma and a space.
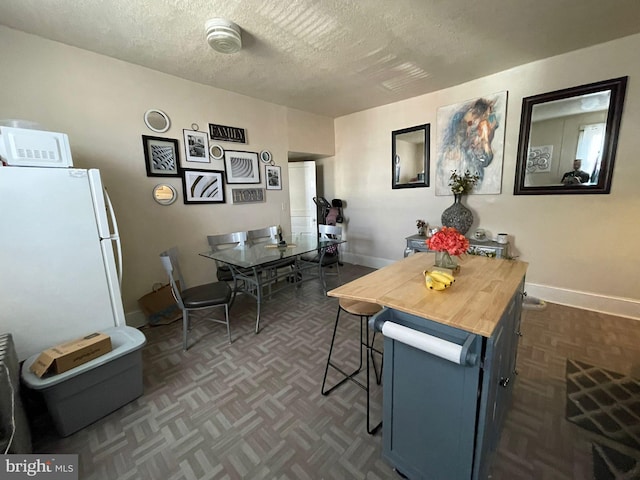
160, 247, 232, 351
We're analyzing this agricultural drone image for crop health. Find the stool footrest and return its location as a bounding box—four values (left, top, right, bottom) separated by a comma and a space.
322, 363, 366, 395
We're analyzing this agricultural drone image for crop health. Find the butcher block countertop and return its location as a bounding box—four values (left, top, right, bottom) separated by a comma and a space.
328, 253, 528, 338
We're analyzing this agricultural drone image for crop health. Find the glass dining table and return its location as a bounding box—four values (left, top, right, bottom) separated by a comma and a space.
199, 235, 344, 333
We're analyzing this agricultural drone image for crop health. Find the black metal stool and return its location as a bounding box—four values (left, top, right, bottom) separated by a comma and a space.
321, 297, 383, 434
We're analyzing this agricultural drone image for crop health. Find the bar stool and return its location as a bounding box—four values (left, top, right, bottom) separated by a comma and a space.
321, 298, 383, 434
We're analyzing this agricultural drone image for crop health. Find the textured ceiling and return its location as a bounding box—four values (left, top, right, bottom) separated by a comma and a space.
1, 0, 640, 118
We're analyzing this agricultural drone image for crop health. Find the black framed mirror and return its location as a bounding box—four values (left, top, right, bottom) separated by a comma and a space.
514, 77, 627, 195
392, 124, 429, 189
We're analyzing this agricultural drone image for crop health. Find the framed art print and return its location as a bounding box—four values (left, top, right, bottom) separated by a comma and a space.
181, 169, 225, 204
435, 91, 507, 195
142, 135, 180, 177
265, 165, 282, 190
224, 150, 260, 184
183, 129, 210, 163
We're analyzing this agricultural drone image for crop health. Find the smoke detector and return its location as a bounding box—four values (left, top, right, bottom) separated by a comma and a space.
205, 18, 242, 54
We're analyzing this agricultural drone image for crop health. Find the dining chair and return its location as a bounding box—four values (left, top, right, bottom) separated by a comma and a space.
159, 247, 232, 351
298, 224, 342, 294
206, 231, 250, 306
247, 225, 297, 289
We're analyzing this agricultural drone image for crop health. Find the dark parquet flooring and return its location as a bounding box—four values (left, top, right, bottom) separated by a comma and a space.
25, 263, 640, 479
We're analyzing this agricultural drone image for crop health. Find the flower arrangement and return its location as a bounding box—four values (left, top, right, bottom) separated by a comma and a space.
449, 169, 480, 195
426, 227, 469, 256
416, 219, 427, 230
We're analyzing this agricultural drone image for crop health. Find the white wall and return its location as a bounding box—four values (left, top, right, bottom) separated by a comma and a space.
332, 34, 640, 320
0, 26, 331, 324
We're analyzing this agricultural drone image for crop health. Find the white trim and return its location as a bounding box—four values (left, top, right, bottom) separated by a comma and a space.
343, 253, 640, 322
524, 283, 640, 322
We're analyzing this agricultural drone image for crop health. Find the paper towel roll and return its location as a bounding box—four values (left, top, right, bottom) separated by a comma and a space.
382, 322, 463, 364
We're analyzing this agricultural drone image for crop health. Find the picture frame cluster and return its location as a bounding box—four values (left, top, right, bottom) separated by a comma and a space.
142, 118, 283, 204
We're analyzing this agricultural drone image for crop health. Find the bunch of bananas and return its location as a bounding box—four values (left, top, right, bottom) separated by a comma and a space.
423, 269, 455, 291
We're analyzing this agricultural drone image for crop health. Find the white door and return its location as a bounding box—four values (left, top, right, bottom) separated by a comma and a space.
288, 161, 317, 237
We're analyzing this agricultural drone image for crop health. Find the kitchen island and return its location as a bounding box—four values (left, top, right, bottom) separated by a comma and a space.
328, 252, 528, 480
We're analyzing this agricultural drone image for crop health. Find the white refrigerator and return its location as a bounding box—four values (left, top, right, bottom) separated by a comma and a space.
0, 166, 125, 361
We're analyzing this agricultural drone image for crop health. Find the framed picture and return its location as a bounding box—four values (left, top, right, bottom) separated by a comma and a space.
265, 165, 282, 190
183, 130, 210, 163
181, 169, 225, 204
224, 150, 260, 184
435, 91, 507, 195
142, 135, 180, 177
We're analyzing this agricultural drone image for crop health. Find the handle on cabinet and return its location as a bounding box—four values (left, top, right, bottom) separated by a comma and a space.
499, 376, 510, 388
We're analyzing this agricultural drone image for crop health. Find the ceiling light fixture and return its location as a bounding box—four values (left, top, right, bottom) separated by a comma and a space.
205, 18, 242, 54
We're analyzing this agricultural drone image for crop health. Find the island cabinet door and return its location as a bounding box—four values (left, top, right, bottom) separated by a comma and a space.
473, 287, 523, 480
378, 309, 483, 480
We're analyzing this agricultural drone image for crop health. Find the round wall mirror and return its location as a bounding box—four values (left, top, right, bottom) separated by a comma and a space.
210, 144, 224, 160
144, 109, 171, 133
153, 184, 178, 205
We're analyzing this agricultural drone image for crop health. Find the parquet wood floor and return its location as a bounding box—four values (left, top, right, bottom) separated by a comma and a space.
25, 263, 640, 479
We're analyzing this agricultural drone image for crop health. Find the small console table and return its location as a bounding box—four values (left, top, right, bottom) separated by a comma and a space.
405, 234, 510, 259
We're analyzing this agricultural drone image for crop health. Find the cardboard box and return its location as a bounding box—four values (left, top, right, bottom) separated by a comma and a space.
29, 332, 112, 378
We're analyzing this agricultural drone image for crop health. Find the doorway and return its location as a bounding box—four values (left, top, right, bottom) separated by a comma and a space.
288, 161, 317, 237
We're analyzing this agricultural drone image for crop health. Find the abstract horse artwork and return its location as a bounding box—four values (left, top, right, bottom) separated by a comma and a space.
435, 92, 507, 195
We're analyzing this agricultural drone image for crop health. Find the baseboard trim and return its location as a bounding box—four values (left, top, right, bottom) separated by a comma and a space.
523, 283, 640, 322
125, 310, 147, 328
342, 253, 640, 322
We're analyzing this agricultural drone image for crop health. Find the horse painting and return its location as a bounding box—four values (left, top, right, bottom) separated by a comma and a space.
435, 92, 507, 195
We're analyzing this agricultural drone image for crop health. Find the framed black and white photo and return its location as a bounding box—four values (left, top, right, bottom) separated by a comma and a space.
224, 150, 260, 184
265, 165, 282, 190
183, 129, 210, 163
142, 135, 180, 177
181, 169, 225, 204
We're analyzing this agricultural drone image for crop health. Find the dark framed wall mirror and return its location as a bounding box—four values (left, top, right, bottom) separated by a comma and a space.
392, 123, 430, 189
514, 76, 627, 195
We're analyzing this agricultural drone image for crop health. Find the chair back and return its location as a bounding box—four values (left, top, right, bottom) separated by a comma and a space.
319, 224, 342, 240
247, 225, 279, 246
159, 247, 185, 309
207, 231, 248, 251
319, 224, 342, 256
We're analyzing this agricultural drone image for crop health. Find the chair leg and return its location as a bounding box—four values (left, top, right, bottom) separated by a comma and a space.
254, 282, 262, 334
224, 304, 231, 345
320, 263, 330, 296
321, 306, 364, 396
370, 331, 383, 385
182, 308, 190, 351
365, 317, 382, 435
229, 276, 241, 309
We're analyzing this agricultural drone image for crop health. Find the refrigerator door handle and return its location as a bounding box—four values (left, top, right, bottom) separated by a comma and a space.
103, 188, 123, 286
88, 169, 123, 287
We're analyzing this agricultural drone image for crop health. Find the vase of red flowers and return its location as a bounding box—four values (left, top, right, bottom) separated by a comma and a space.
427, 226, 469, 269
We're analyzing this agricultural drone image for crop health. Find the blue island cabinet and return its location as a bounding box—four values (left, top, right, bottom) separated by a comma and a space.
372, 282, 523, 480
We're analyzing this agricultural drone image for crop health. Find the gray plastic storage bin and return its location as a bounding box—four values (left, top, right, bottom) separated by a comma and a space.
21, 326, 146, 437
